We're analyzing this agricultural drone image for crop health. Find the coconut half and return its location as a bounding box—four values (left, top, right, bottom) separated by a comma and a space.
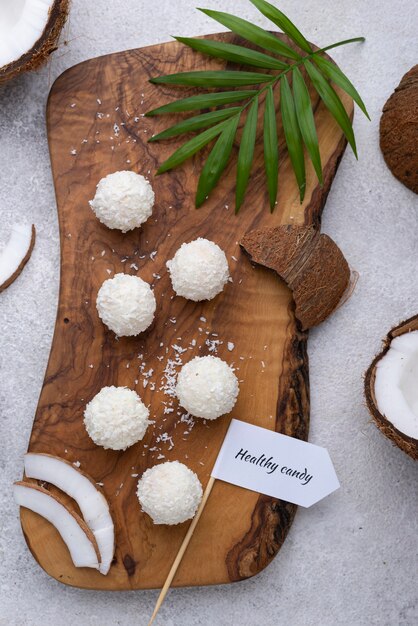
365, 316, 418, 460
0, 223, 35, 293
14, 481, 100, 569
0, 0, 69, 84
240, 224, 351, 330
24, 453, 115, 575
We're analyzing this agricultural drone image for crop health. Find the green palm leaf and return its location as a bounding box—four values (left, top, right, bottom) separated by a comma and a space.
146, 4, 367, 210
150, 70, 273, 87
157, 119, 231, 174
292, 66, 322, 184
280, 76, 306, 201
236, 97, 259, 212
175, 37, 287, 70
304, 60, 357, 157
146, 90, 257, 116
149, 108, 242, 142
249, 0, 312, 53
199, 8, 300, 60
313, 55, 370, 119
196, 115, 240, 207
263, 85, 279, 211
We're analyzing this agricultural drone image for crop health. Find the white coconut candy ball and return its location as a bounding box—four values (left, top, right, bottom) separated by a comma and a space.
166, 238, 229, 301
89, 170, 154, 232
137, 461, 203, 525
176, 355, 239, 420
96, 273, 156, 336
84, 386, 149, 451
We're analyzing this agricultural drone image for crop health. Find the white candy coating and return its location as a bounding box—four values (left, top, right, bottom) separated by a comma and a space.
84, 386, 149, 451
89, 171, 154, 232
96, 273, 156, 336
137, 461, 203, 525
176, 355, 239, 420
166, 238, 229, 301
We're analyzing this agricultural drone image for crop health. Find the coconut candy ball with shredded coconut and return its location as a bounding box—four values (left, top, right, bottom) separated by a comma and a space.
89, 170, 154, 232
166, 238, 229, 301
176, 355, 239, 420
84, 386, 149, 451
137, 461, 203, 525
96, 273, 156, 336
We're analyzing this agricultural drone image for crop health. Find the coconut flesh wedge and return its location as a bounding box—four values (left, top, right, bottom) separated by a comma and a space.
365, 317, 418, 460
24, 453, 115, 575
13, 481, 100, 570
0, 0, 68, 83
0, 224, 35, 293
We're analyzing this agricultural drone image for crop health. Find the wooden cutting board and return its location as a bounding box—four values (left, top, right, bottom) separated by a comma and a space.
20, 33, 352, 590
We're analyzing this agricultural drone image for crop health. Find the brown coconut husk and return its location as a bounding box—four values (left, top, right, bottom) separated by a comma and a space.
0, 0, 69, 84
240, 224, 350, 330
380, 64, 418, 194
365, 315, 418, 460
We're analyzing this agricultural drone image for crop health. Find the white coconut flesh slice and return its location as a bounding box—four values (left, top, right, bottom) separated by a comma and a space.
0, 1, 55, 68
24, 453, 115, 575
0, 223, 35, 293
13, 481, 100, 570
374, 331, 418, 440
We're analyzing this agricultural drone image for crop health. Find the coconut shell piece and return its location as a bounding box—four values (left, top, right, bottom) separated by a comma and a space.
0, 224, 36, 293
380, 64, 418, 193
240, 225, 350, 330
0, 0, 69, 84
365, 315, 418, 460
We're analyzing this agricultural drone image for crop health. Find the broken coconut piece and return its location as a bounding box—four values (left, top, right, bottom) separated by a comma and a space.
24, 453, 115, 575
0, 224, 35, 293
0, 0, 69, 84
365, 315, 418, 460
240, 225, 350, 330
13, 481, 100, 570
380, 64, 418, 194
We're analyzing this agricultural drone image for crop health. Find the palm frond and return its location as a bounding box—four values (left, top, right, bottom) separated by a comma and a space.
292, 66, 322, 184
236, 97, 259, 212
146, 91, 258, 116
313, 55, 370, 119
175, 37, 287, 70
150, 70, 274, 87
198, 8, 300, 60
150, 108, 242, 142
196, 115, 240, 207
147, 2, 369, 210
157, 120, 231, 174
280, 75, 306, 200
249, 0, 312, 53
304, 60, 357, 157
263, 85, 279, 211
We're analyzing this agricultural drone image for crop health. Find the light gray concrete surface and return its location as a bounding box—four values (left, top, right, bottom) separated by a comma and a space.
0, 1, 417, 624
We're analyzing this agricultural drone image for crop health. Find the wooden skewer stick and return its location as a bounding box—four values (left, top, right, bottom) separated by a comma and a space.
147, 475, 216, 626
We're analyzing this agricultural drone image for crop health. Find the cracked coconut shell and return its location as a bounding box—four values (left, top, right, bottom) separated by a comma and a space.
380, 64, 418, 193
365, 315, 418, 460
240, 224, 350, 330
0, 0, 69, 84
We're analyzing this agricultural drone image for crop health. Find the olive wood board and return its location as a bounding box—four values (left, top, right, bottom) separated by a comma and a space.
20, 33, 352, 590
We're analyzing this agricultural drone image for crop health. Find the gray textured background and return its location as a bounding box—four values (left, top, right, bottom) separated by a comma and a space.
0, 1, 417, 624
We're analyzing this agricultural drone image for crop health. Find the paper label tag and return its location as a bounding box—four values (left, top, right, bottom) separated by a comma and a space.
211, 419, 339, 507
